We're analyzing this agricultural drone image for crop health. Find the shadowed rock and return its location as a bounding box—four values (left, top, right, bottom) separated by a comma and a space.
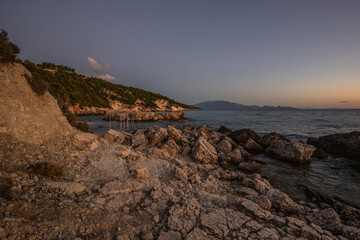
307, 208, 343, 234
261, 132, 290, 148
266, 140, 315, 163
238, 161, 262, 173
229, 129, 261, 145
244, 138, 264, 153
217, 126, 232, 134
307, 131, 360, 160
216, 139, 233, 154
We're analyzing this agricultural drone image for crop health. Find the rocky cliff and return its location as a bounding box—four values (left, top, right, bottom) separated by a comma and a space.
0, 63, 75, 144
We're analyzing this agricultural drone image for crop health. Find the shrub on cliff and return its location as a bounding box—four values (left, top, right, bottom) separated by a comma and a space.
0, 29, 20, 63
60, 105, 89, 132
25, 73, 48, 96
38, 61, 75, 72
30, 162, 64, 178
22, 59, 38, 72
60, 105, 78, 126
76, 122, 89, 132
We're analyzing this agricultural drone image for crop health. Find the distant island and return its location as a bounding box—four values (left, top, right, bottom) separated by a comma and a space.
194, 100, 298, 111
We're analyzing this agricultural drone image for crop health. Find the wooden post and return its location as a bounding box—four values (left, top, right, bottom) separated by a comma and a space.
109, 113, 111, 130
126, 113, 129, 131
132, 116, 136, 131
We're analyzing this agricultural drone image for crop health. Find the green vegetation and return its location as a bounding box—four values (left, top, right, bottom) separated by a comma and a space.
37, 61, 75, 72
76, 122, 89, 132
20, 59, 194, 110
25, 73, 48, 96
0, 29, 20, 63
0, 177, 12, 200
30, 162, 64, 178
60, 104, 89, 132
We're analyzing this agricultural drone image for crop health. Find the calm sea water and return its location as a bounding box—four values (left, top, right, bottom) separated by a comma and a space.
78, 109, 360, 207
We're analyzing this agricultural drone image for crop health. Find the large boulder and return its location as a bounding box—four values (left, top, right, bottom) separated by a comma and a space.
146, 126, 168, 146
182, 124, 198, 138
208, 131, 222, 145
104, 129, 128, 144
149, 137, 181, 159
244, 138, 264, 153
226, 148, 243, 163
229, 129, 261, 144
218, 148, 244, 166
261, 132, 290, 148
216, 139, 233, 154
192, 136, 218, 163
307, 131, 360, 160
131, 131, 148, 148
237, 146, 251, 161
197, 125, 211, 139
167, 125, 188, 144
266, 140, 315, 163
217, 126, 232, 134
311, 148, 329, 159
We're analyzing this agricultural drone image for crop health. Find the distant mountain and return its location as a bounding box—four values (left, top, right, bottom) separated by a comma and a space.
194, 101, 298, 111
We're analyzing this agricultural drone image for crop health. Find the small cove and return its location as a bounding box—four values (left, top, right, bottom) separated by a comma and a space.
78, 109, 360, 207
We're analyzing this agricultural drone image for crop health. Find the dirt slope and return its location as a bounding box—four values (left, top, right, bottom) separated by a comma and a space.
0, 63, 75, 144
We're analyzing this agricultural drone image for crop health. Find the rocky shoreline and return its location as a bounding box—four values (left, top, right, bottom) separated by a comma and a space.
1, 125, 359, 239
104, 110, 186, 122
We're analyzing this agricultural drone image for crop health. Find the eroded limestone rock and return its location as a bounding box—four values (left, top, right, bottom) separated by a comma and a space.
192, 136, 218, 163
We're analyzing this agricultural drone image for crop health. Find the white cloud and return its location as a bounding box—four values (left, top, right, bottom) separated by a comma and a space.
86, 57, 110, 73
98, 73, 116, 81
86, 57, 116, 81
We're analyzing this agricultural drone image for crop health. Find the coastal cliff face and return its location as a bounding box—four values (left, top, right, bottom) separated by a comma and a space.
0, 63, 74, 144
70, 98, 194, 116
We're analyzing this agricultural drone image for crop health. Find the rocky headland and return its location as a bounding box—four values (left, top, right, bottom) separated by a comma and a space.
1, 63, 360, 240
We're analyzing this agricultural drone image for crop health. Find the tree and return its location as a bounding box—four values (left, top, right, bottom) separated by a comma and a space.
0, 29, 20, 63
23, 59, 37, 72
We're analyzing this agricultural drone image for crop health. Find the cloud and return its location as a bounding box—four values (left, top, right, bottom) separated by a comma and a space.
338, 100, 351, 104
98, 73, 116, 81
86, 57, 116, 81
86, 57, 110, 73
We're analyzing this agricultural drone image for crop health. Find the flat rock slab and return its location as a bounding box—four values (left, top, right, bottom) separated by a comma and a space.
74, 132, 98, 144
200, 208, 250, 238
100, 179, 145, 195
46, 181, 86, 194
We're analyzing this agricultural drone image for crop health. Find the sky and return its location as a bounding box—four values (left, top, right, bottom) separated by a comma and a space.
1, 0, 360, 108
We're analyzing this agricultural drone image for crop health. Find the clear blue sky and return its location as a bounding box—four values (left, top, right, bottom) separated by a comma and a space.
1, 0, 360, 108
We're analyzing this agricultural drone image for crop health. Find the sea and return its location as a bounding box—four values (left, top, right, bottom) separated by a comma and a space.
78, 109, 360, 207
